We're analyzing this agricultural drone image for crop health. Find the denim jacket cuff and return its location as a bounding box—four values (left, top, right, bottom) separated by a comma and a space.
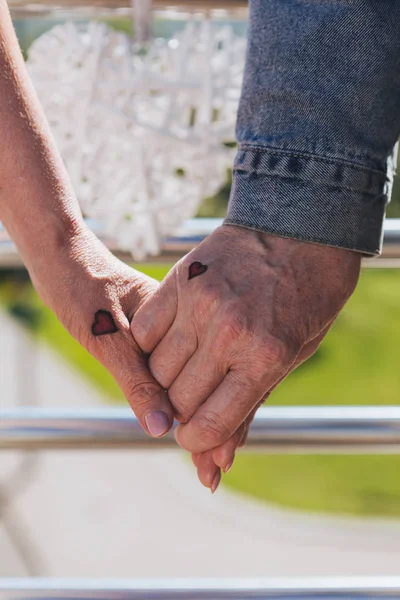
224, 145, 390, 256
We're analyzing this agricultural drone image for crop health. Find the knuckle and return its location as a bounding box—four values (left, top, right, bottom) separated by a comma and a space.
218, 310, 246, 340
131, 315, 151, 348
262, 335, 298, 367
170, 329, 195, 356
148, 355, 168, 385
168, 391, 190, 423
124, 378, 162, 410
149, 349, 185, 389
194, 282, 220, 313
213, 307, 253, 351
196, 412, 231, 447
169, 380, 207, 423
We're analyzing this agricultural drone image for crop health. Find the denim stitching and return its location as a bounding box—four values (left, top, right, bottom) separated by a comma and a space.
237, 145, 388, 177
226, 154, 386, 256
233, 169, 384, 198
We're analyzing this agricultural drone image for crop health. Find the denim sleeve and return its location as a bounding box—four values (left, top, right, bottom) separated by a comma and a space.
225, 0, 400, 255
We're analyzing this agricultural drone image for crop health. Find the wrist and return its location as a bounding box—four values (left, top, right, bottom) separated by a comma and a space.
7, 208, 84, 267
217, 223, 361, 304
15, 213, 89, 300
222, 223, 361, 264
28, 222, 155, 321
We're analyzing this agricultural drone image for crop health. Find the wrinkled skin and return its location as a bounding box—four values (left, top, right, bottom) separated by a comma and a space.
30, 226, 175, 438
132, 225, 361, 490
0, 0, 173, 442
0, 0, 362, 492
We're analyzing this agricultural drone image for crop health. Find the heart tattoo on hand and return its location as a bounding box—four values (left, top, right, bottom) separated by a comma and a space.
188, 261, 208, 280
92, 309, 119, 336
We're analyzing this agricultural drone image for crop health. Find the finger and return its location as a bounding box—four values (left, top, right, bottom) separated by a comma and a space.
97, 327, 174, 438
148, 318, 198, 390
233, 334, 326, 448
192, 452, 201, 468
196, 453, 221, 493
209, 413, 251, 473
175, 367, 274, 453
131, 272, 177, 353
193, 327, 332, 459
190, 331, 321, 471
180, 328, 330, 453
235, 328, 331, 448
238, 424, 250, 448
212, 423, 246, 472
238, 409, 257, 448
166, 338, 228, 422
121, 351, 174, 437
194, 423, 245, 484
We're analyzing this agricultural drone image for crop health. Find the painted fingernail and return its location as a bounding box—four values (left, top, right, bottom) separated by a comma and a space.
211, 470, 221, 494
145, 410, 170, 438
223, 460, 234, 474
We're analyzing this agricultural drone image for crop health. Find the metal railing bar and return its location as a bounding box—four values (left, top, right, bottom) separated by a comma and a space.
1, 219, 400, 267
3, 406, 400, 453
9, 0, 249, 16
2, 577, 400, 599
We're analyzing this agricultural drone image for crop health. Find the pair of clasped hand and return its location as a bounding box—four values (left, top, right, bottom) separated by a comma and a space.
0, 0, 361, 494
42, 223, 360, 493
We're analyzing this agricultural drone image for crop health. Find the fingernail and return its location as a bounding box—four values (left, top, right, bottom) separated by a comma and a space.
223, 460, 234, 474
211, 470, 221, 494
145, 410, 170, 438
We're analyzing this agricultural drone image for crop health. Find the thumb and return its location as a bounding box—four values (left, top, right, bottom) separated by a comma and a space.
97, 324, 174, 438
121, 339, 174, 438
131, 269, 178, 353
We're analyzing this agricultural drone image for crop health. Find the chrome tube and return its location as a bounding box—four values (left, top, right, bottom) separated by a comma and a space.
2, 577, 400, 599
1, 219, 400, 266
9, 0, 249, 16
2, 406, 400, 453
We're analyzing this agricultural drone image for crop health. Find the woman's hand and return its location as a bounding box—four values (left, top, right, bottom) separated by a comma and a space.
0, 3, 174, 440
30, 225, 174, 438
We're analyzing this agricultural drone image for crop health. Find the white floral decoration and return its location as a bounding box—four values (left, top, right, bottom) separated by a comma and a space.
27, 19, 245, 259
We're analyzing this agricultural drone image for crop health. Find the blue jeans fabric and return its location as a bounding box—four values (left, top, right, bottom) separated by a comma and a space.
225, 0, 400, 255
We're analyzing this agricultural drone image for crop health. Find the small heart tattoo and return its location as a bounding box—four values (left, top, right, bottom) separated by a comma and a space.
92, 310, 118, 337
188, 261, 208, 280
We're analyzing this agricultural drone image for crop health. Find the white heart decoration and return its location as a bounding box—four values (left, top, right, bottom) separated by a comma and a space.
27, 20, 245, 259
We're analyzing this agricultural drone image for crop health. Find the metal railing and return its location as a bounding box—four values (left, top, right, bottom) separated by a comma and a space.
1, 223, 400, 597
2, 226, 400, 595
3, 1, 400, 596
9, 0, 248, 17
1, 218, 400, 267
2, 406, 400, 453
2, 577, 400, 599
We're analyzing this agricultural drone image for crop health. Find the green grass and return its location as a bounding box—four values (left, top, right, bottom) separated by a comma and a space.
224, 454, 400, 517
1, 266, 400, 517
224, 268, 400, 517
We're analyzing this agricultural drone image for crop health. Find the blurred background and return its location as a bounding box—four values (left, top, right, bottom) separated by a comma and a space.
1, 3, 400, 582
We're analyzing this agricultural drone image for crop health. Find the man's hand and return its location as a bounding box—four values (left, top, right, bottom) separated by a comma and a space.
132, 225, 361, 488
31, 225, 174, 438
190, 321, 331, 491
